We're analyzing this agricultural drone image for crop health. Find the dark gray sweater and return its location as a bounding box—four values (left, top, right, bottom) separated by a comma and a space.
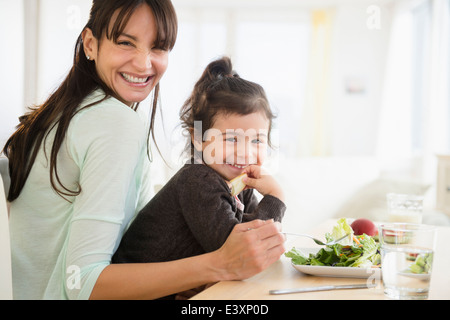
112, 162, 286, 264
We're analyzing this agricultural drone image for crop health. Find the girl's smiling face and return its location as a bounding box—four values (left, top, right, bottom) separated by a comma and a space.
198, 111, 270, 181
83, 4, 168, 106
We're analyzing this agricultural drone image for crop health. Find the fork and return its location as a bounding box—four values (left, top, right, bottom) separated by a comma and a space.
283, 232, 351, 246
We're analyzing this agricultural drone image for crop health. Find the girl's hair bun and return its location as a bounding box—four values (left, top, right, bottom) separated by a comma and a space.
206, 56, 239, 81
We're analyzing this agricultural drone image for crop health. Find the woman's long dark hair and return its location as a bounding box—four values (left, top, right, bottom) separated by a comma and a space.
2, 0, 177, 202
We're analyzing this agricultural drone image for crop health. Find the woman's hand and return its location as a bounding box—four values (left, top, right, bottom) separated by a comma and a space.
243, 165, 284, 201
213, 219, 286, 281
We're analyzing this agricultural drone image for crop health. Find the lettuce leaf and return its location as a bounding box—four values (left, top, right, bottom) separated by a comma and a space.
326, 218, 354, 246
284, 247, 309, 265
349, 235, 378, 267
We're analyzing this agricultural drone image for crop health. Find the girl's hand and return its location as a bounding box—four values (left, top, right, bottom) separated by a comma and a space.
242, 165, 284, 201
214, 219, 286, 280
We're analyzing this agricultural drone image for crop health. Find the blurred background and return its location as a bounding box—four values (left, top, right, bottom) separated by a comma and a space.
1, 0, 449, 231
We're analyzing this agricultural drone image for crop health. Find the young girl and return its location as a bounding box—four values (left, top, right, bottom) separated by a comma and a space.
113, 57, 285, 272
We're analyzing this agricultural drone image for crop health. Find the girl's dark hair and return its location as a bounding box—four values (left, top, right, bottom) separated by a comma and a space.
2, 0, 178, 202
179, 56, 275, 158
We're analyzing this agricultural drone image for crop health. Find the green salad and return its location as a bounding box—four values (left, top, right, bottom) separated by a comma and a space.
285, 218, 381, 268
407, 253, 433, 274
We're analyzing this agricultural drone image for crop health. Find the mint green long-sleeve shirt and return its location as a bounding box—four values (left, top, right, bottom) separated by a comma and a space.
9, 89, 152, 299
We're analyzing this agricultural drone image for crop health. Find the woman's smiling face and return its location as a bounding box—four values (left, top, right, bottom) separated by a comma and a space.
83, 4, 169, 106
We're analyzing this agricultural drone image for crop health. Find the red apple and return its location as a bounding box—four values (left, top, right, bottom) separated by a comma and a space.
351, 218, 378, 236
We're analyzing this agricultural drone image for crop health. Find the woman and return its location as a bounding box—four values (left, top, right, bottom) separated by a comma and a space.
2, 0, 285, 300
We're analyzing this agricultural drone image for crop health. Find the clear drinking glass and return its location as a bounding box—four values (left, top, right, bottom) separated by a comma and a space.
386, 193, 423, 224
379, 223, 436, 299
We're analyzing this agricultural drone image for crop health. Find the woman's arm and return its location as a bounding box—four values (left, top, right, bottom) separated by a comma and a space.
90, 219, 285, 300
65, 101, 148, 299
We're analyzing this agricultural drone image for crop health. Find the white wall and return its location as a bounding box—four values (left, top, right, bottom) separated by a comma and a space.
0, 0, 91, 149
329, 3, 391, 156
0, 0, 24, 149
36, 0, 91, 103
